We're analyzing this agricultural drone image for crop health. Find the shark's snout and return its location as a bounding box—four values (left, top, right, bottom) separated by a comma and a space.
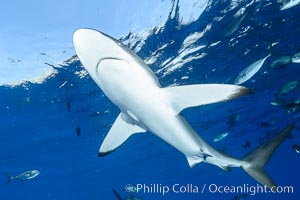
73, 28, 127, 76
73, 29, 105, 74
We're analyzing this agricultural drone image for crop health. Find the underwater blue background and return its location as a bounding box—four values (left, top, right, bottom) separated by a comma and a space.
1, 0, 300, 199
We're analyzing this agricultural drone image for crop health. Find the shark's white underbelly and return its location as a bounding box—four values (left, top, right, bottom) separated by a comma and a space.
97, 57, 242, 167
98, 61, 202, 157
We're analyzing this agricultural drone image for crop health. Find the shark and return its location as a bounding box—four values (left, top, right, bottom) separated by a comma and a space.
73, 28, 294, 189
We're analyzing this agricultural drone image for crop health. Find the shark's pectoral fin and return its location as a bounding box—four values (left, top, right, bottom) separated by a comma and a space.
163, 84, 251, 115
99, 113, 146, 157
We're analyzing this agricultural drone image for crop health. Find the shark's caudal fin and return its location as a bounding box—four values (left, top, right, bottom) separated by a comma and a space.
241, 124, 294, 189
163, 84, 251, 115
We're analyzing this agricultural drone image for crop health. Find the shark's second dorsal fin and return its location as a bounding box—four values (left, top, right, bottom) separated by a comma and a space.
163, 84, 251, 115
98, 113, 146, 157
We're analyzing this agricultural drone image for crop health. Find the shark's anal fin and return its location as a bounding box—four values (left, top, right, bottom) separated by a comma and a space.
163, 84, 251, 115
242, 124, 294, 189
98, 113, 146, 157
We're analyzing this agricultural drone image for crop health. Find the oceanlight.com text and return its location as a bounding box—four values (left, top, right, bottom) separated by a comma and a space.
207, 183, 294, 195
125, 183, 294, 196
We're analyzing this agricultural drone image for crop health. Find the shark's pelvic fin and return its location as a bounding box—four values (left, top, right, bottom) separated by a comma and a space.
186, 153, 212, 168
187, 156, 204, 168
99, 113, 146, 157
241, 124, 294, 188
163, 84, 251, 115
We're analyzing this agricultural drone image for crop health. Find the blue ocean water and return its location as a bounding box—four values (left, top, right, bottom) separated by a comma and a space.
1, 0, 300, 199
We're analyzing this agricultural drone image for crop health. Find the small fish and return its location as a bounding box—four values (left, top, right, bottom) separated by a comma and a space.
227, 113, 240, 129
224, 7, 250, 37
271, 98, 288, 106
279, 80, 299, 95
76, 126, 81, 136
292, 51, 300, 63
271, 99, 300, 113
89, 111, 101, 117
292, 144, 300, 154
67, 101, 71, 112
285, 101, 300, 113
269, 56, 292, 69
234, 55, 270, 84
5, 170, 40, 184
213, 132, 229, 142
279, 0, 300, 10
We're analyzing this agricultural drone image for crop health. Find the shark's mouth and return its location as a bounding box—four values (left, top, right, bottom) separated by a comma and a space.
95, 57, 128, 79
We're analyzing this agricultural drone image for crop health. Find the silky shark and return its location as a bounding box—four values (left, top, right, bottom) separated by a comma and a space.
73, 28, 293, 188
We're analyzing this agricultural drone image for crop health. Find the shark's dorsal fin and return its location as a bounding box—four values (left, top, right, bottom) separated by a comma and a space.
163, 84, 251, 115
98, 113, 146, 156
